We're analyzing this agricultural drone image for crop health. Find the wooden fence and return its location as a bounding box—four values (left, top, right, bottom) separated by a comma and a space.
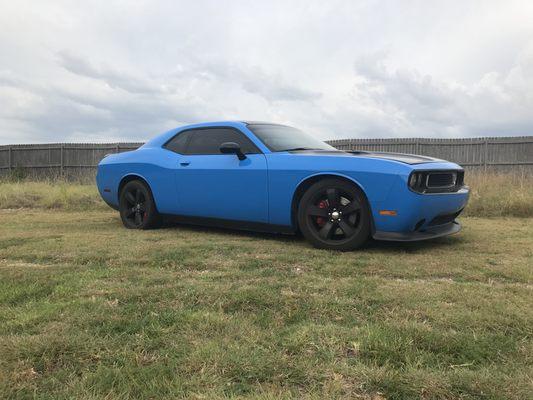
327, 136, 533, 172
0, 143, 143, 180
0, 136, 532, 180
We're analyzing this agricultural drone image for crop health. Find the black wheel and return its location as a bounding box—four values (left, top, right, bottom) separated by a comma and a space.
119, 180, 160, 229
297, 179, 371, 250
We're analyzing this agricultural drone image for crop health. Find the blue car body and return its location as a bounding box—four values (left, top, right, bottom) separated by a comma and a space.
97, 121, 469, 241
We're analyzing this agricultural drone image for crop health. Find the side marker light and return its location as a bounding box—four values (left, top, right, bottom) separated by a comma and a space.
379, 210, 397, 216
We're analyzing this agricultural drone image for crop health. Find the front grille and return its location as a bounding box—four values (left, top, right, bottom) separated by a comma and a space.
427, 172, 456, 188
428, 209, 463, 226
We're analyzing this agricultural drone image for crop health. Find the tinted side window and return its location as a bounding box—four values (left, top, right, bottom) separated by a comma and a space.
164, 131, 191, 154
186, 128, 259, 155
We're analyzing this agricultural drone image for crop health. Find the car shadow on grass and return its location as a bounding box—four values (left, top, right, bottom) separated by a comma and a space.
365, 235, 463, 253
158, 219, 302, 242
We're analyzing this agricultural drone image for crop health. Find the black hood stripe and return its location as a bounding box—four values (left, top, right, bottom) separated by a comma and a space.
348, 151, 442, 164
287, 149, 442, 165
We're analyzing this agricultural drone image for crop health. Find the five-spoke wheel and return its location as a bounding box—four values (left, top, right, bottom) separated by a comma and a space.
297, 179, 370, 250
119, 180, 159, 229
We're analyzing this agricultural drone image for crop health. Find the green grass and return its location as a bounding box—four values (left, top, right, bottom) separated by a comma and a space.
0, 208, 531, 399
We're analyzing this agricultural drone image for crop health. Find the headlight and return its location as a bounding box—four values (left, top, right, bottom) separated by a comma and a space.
408, 172, 423, 191
409, 173, 418, 188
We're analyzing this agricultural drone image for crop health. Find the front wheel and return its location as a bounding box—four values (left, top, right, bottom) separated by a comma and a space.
297, 179, 371, 250
119, 180, 160, 229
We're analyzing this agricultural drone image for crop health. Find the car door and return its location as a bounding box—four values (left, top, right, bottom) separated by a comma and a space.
166, 127, 269, 223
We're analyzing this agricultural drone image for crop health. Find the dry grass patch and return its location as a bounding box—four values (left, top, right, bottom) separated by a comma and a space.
0, 181, 105, 211
464, 170, 533, 217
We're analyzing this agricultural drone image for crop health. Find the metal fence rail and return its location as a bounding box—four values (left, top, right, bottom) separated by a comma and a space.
0, 136, 532, 179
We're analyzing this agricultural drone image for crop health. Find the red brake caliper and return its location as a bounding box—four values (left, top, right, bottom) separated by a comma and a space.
316, 200, 328, 227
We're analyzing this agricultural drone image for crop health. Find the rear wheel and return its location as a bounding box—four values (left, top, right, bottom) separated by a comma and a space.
119, 180, 160, 229
297, 179, 370, 250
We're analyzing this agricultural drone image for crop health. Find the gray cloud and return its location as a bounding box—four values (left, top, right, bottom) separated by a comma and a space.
347, 46, 533, 137
58, 51, 165, 95
176, 61, 322, 102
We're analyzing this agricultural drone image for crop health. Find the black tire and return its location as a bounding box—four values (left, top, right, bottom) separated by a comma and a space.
297, 178, 371, 250
119, 180, 160, 229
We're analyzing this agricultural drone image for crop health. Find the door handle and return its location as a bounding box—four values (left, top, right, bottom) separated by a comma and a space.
179, 161, 190, 166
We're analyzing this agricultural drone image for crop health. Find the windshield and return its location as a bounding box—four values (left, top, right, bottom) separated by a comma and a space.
247, 124, 336, 152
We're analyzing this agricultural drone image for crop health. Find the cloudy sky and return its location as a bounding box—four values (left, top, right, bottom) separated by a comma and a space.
1, 0, 533, 144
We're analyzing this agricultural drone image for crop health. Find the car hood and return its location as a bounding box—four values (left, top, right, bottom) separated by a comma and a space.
289, 150, 444, 165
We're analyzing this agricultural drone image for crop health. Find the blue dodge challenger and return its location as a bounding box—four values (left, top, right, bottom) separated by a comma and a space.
97, 121, 470, 250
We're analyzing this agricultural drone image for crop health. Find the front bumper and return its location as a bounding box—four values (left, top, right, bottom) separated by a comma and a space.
370, 175, 470, 241
373, 221, 461, 241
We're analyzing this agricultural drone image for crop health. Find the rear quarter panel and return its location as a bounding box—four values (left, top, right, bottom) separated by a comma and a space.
96, 148, 179, 214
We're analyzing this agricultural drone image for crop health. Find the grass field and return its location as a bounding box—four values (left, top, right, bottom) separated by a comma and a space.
0, 207, 532, 399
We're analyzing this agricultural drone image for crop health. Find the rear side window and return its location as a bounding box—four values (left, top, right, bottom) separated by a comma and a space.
164, 131, 191, 154
165, 128, 260, 155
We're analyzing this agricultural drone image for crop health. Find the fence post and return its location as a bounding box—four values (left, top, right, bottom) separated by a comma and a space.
8, 146, 12, 171
60, 144, 64, 177
415, 139, 420, 155
116, 144, 120, 154
484, 139, 489, 171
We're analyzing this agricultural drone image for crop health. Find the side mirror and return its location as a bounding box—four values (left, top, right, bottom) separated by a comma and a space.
220, 142, 246, 160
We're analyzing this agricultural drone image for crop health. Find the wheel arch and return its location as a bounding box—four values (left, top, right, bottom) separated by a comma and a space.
117, 174, 158, 211
290, 173, 374, 233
